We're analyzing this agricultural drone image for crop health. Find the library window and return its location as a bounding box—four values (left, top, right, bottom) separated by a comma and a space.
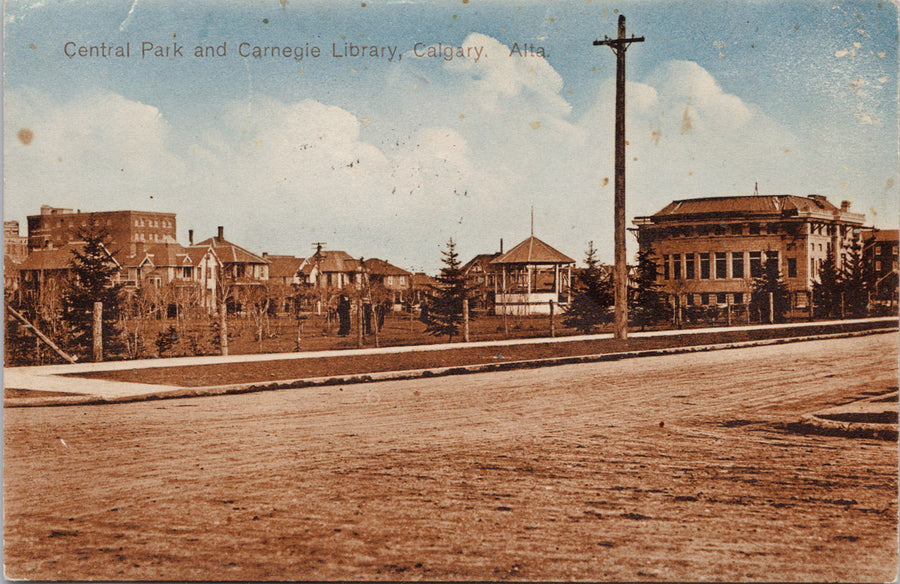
787, 257, 797, 278
700, 253, 710, 279
673, 254, 681, 280
716, 293, 727, 304
715, 252, 727, 279
749, 252, 762, 278
732, 253, 744, 279
685, 254, 695, 279
663, 255, 669, 280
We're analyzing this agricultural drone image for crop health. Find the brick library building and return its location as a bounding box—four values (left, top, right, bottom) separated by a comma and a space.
633, 194, 866, 310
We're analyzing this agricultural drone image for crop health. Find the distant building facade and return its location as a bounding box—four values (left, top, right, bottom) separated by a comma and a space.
461, 252, 501, 309
4, 221, 29, 263
633, 194, 866, 308
27, 205, 177, 251
862, 228, 899, 302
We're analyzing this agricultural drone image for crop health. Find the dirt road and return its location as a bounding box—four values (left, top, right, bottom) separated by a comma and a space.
4, 333, 898, 581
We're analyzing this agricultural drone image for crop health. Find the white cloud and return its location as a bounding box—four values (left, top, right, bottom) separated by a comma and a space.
4, 87, 186, 218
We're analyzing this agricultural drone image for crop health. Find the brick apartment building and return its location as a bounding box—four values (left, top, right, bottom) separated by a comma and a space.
27, 205, 177, 251
633, 194, 866, 308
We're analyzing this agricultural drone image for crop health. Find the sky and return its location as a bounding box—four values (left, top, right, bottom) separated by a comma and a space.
4, 0, 898, 273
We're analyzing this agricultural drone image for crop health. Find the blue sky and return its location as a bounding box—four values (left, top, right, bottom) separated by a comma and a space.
4, 0, 898, 272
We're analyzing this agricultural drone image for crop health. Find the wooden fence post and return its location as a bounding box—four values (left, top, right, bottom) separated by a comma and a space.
357, 301, 364, 348
219, 301, 229, 356
92, 302, 103, 362
462, 295, 470, 342
549, 299, 556, 337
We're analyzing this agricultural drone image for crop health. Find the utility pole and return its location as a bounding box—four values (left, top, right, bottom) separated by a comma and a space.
594, 15, 644, 340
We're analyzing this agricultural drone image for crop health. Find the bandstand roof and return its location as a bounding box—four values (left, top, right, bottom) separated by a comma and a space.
489, 236, 575, 266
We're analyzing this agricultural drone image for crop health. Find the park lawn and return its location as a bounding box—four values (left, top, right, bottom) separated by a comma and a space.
65, 320, 893, 388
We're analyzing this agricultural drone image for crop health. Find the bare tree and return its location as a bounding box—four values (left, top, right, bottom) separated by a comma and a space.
244, 284, 272, 352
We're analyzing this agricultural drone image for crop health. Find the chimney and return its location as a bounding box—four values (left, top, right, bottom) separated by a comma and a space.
262, 252, 268, 258
188, 229, 194, 245
500, 238, 504, 254
841, 200, 851, 212
217, 226, 224, 242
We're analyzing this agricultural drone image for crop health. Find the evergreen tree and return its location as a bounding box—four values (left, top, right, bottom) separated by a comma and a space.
563, 242, 613, 333
630, 249, 668, 330
750, 257, 791, 322
840, 237, 870, 317
812, 250, 842, 318
62, 225, 125, 360
424, 238, 474, 342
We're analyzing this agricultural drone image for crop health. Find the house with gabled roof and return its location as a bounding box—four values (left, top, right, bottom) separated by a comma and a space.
17, 242, 122, 306
306, 248, 364, 291
262, 253, 312, 313
119, 241, 222, 311
265, 254, 310, 287
410, 271, 438, 305
490, 235, 575, 315
364, 258, 412, 307
194, 226, 269, 310
461, 251, 502, 309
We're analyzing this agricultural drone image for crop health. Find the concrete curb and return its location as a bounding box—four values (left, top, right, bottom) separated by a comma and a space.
786, 391, 899, 441
6, 326, 897, 408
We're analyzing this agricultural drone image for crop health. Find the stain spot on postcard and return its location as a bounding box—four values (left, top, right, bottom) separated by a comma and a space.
681, 105, 693, 134
17, 128, 33, 145
529, 121, 541, 130
885, 178, 894, 191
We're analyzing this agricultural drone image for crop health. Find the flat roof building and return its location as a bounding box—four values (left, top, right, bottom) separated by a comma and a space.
27, 206, 177, 252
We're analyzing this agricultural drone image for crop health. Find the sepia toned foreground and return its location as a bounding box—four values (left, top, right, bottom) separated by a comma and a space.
4, 334, 898, 581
